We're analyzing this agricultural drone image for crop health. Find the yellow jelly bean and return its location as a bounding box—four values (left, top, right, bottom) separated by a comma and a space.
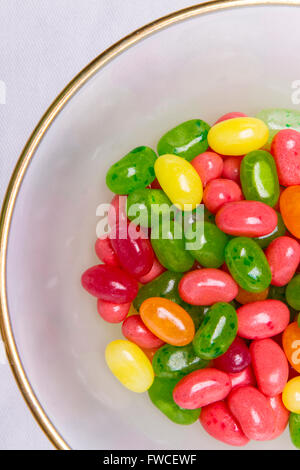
208, 117, 269, 156
154, 154, 203, 210
282, 376, 300, 413
105, 339, 154, 393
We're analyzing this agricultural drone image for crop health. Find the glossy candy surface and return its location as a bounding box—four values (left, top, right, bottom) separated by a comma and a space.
97, 299, 130, 323
229, 366, 256, 390
95, 236, 119, 266
213, 337, 251, 373
108, 194, 128, 229
282, 322, 300, 374
280, 186, 300, 238
282, 377, 300, 413
122, 315, 165, 349
126, 188, 172, 228
221, 156, 242, 183
203, 178, 243, 214
286, 274, 300, 310
215, 111, 247, 124
289, 413, 300, 449
267, 395, 289, 440
235, 286, 269, 304
253, 211, 286, 248
271, 129, 300, 186
256, 108, 300, 147
266, 236, 300, 286
191, 151, 223, 186
138, 257, 166, 284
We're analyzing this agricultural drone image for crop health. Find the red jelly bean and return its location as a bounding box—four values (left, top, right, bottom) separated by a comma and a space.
179, 269, 238, 306
266, 236, 300, 286
81, 265, 138, 303
227, 386, 275, 440
221, 156, 242, 183
203, 179, 243, 214
250, 338, 289, 396
191, 151, 223, 187
267, 395, 289, 440
271, 129, 300, 186
213, 337, 251, 373
214, 112, 247, 125
122, 314, 165, 349
97, 299, 130, 323
229, 365, 256, 390
173, 368, 231, 409
200, 401, 249, 446
95, 236, 119, 266
108, 194, 128, 229
216, 201, 278, 237
237, 300, 290, 340
138, 257, 165, 284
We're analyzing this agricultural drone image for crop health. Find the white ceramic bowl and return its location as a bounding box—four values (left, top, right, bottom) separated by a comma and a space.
1, 0, 300, 450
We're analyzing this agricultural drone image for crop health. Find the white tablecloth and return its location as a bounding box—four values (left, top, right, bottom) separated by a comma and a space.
0, 0, 203, 450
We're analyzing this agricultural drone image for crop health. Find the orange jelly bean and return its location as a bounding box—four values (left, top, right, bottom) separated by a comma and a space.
235, 286, 269, 305
140, 297, 195, 346
282, 322, 300, 374
280, 186, 300, 238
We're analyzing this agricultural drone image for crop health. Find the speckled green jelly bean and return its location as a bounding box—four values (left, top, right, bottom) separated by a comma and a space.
106, 146, 157, 194
256, 108, 300, 149
192, 302, 238, 360
148, 377, 201, 425
225, 237, 271, 293
152, 344, 209, 380
286, 274, 300, 310
185, 221, 228, 268
289, 412, 300, 449
126, 188, 172, 227
157, 119, 210, 162
268, 285, 296, 322
253, 211, 286, 248
240, 150, 280, 207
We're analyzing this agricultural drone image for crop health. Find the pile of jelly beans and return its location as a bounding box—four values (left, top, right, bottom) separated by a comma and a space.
82, 108, 300, 448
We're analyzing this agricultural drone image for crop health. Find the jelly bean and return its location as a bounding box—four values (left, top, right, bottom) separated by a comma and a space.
208, 117, 269, 156
250, 339, 288, 396
149, 178, 162, 189
203, 179, 243, 214
97, 299, 130, 323
108, 194, 128, 229
266, 236, 300, 286
200, 401, 249, 446
221, 156, 242, 183
152, 343, 209, 380
235, 286, 269, 304
289, 412, 300, 449
126, 188, 172, 228
154, 154, 203, 210
282, 376, 300, 413
280, 186, 300, 238
267, 395, 289, 440
229, 365, 256, 390
286, 274, 300, 310
193, 302, 238, 360
122, 315, 165, 349
157, 119, 210, 162
271, 129, 300, 186
240, 150, 279, 207
253, 211, 286, 248
191, 151, 223, 187
138, 257, 165, 284
256, 108, 300, 148
213, 337, 251, 373
237, 300, 290, 339
214, 111, 247, 125
95, 236, 119, 266
216, 201, 277, 237
106, 146, 157, 194
148, 377, 201, 425
225, 237, 271, 293
203, 206, 215, 223
105, 339, 154, 392
140, 297, 195, 346
151, 220, 194, 272
142, 347, 159, 362
227, 386, 275, 440
268, 285, 297, 323
179, 269, 238, 306
81, 265, 138, 303
173, 368, 231, 409
282, 322, 300, 374
184, 221, 228, 268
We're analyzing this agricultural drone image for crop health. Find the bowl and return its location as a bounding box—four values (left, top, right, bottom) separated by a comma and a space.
1, 0, 299, 450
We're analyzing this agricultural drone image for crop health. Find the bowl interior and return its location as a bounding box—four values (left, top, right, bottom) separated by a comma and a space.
6, 4, 300, 449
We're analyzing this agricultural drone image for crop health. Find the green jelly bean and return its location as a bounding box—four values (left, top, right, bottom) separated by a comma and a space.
106, 146, 157, 194
148, 377, 201, 425
286, 274, 300, 310
240, 150, 280, 207
152, 344, 209, 380
289, 412, 300, 449
253, 211, 286, 248
225, 237, 271, 293
268, 285, 296, 322
185, 221, 228, 268
256, 108, 300, 149
126, 188, 172, 228
192, 302, 238, 360
204, 206, 215, 224
157, 119, 210, 162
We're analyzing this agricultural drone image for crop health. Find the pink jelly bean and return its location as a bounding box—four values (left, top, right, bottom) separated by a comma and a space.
191, 151, 223, 187
229, 365, 256, 390
122, 315, 165, 349
81, 265, 138, 303
179, 269, 238, 306
213, 337, 251, 373
97, 299, 130, 323
214, 112, 247, 125
271, 129, 300, 186
237, 300, 290, 340
267, 395, 289, 440
215, 200, 278, 237
250, 339, 288, 397
173, 368, 231, 409
227, 386, 275, 441
203, 179, 243, 214
108, 195, 128, 229
221, 156, 242, 183
95, 236, 119, 267
266, 236, 300, 286
138, 257, 166, 284
200, 401, 249, 446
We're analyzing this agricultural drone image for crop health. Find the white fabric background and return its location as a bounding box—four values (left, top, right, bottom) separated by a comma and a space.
0, 0, 204, 450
